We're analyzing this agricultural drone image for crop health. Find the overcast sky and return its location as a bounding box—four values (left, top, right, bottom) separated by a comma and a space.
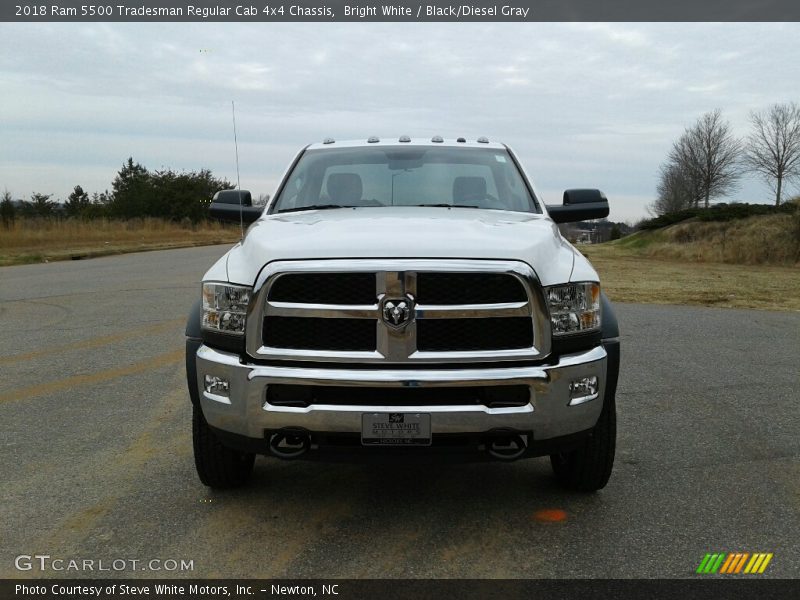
1, 22, 798, 222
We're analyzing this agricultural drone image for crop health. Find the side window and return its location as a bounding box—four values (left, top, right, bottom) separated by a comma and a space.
497, 163, 525, 211
280, 169, 308, 209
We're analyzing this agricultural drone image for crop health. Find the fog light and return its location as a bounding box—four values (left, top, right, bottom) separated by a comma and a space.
568, 376, 598, 406
204, 374, 230, 398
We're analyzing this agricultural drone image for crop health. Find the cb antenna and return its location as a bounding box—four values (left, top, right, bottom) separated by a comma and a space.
231, 100, 244, 240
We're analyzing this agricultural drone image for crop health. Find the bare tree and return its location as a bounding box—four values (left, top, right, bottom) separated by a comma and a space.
669, 109, 742, 208
667, 133, 703, 208
650, 162, 696, 216
744, 102, 800, 206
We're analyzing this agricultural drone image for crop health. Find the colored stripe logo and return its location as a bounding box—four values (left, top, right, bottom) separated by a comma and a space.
696, 552, 773, 574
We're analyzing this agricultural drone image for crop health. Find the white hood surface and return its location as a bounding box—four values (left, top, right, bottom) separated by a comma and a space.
219, 207, 593, 287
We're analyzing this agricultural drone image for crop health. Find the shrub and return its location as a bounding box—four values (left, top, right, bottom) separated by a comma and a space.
638, 202, 798, 230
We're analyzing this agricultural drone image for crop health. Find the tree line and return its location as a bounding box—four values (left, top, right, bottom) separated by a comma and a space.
1, 158, 233, 226
652, 102, 800, 216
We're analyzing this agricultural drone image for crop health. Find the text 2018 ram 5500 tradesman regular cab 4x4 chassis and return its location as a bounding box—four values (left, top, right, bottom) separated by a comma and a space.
185, 137, 620, 492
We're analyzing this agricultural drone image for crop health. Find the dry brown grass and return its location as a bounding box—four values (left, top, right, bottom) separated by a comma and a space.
579, 211, 800, 311
0, 218, 240, 266
582, 243, 800, 311
641, 213, 800, 265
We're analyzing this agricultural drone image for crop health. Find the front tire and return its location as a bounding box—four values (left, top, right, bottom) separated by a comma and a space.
550, 394, 616, 492
193, 406, 255, 489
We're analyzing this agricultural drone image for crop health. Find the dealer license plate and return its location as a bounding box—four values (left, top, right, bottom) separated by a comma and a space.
361, 412, 431, 446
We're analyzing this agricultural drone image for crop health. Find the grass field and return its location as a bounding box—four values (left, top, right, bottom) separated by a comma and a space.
582, 243, 800, 312
580, 212, 800, 311
0, 218, 240, 266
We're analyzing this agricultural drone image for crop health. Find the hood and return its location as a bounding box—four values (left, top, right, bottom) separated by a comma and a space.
221, 207, 584, 287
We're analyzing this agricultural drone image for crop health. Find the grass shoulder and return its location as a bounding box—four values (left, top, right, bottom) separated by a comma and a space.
581, 212, 800, 311
0, 218, 241, 266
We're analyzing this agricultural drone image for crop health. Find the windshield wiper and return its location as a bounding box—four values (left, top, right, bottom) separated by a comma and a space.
413, 203, 480, 209
277, 204, 347, 214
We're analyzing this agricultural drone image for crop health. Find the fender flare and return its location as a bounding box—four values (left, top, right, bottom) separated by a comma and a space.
600, 292, 620, 401
600, 292, 619, 340
185, 299, 202, 406
185, 298, 202, 339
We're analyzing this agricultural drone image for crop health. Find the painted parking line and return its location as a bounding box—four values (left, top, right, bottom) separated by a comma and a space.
0, 347, 183, 404
0, 318, 184, 365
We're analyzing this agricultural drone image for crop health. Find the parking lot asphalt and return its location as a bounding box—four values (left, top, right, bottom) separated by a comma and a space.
1, 246, 798, 578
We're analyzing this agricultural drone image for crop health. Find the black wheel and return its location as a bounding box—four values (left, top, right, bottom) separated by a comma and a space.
550, 394, 616, 492
193, 406, 255, 489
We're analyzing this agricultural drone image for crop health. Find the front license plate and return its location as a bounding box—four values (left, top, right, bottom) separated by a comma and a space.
361, 413, 431, 446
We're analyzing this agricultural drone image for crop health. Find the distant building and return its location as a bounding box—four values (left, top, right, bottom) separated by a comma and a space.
558, 220, 632, 244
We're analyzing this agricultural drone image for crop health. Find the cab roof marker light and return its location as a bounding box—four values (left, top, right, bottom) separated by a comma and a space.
457, 137, 466, 143
323, 137, 335, 144
477, 136, 490, 143
431, 135, 444, 143
399, 135, 411, 142
367, 136, 380, 143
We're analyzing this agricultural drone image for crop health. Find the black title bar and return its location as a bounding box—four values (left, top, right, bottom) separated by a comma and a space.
4, 0, 800, 22
4, 579, 800, 600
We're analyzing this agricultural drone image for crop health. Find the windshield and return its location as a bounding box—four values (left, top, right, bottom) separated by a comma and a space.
270, 146, 540, 214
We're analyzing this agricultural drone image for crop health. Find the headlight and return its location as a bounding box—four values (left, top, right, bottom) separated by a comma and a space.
545, 282, 600, 335
202, 282, 252, 335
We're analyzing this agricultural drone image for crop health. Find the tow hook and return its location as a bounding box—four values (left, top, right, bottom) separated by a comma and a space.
269, 430, 311, 459
487, 433, 528, 461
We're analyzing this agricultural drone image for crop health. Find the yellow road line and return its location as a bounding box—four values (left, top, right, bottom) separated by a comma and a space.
0, 318, 184, 365
0, 384, 190, 577
0, 347, 183, 404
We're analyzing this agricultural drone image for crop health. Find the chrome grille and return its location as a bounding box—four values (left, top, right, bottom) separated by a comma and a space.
245, 259, 550, 363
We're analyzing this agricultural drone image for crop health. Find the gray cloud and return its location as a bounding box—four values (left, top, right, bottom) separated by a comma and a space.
1, 22, 798, 222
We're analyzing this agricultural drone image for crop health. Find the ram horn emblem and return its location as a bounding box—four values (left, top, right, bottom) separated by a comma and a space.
382, 298, 413, 329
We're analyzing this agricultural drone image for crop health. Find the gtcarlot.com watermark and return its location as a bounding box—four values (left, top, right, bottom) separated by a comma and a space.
14, 554, 194, 572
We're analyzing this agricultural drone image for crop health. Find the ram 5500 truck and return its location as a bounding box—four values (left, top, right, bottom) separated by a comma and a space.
185, 137, 620, 492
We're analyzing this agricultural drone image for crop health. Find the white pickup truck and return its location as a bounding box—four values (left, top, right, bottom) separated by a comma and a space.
185, 137, 620, 492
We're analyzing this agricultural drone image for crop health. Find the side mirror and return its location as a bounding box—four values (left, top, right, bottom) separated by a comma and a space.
209, 189, 262, 224
546, 189, 609, 224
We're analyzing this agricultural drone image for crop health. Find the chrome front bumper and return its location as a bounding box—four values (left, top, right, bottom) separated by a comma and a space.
195, 345, 607, 443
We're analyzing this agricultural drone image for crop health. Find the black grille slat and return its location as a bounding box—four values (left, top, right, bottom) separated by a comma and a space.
416, 273, 526, 304
268, 273, 376, 304
264, 317, 376, 351
267, 384, 530, 408
417, 318, 532, 351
